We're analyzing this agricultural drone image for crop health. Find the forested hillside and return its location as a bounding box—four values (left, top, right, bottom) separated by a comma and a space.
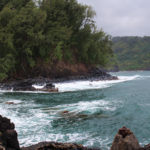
112, 36, 150, 70
0, 0, 112, 81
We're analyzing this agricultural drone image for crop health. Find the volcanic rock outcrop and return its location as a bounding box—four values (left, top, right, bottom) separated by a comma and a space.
0, 79, 58, 92
21, 142, 100, 150
111, 126, 141, 150
0, 115, 20, 150
0, 67, 118, 92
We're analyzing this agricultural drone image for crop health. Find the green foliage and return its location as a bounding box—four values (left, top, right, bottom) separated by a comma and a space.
0, 0, 113, 81
112, 36, 150, 70
54, 41, 63, 61
0, 54, 15, 81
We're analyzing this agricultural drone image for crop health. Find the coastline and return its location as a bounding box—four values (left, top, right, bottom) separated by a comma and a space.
0, 68, 118, 92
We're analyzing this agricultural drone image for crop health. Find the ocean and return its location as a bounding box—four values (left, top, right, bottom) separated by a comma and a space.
0, 71, 150, 150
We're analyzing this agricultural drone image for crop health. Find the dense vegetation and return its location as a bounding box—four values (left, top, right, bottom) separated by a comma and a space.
111, 36, 150, 70
0, 0, 112, 81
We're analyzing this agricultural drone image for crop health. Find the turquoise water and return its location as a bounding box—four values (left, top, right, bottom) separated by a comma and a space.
0, 71, 150, 150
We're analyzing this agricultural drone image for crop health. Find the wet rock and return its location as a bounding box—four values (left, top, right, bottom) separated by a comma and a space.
13, 86, 36, 91
40, 82, 58, 92
89, 67, 109, 77
0, 79, 36, 91
61, 110, 70, 114
0, 79, 58, 92
0, 145, 5, 150
59, 110, 76, 119
142, 144, 150, 150
0, 115, 20, 150
45, 83, 55, 88
40, 87, 58, 92
0, 67, 118, 92
5, 102, 15, 105
88, 67, 118, 80
111, 126, 141, 150
21, 142, 101, 150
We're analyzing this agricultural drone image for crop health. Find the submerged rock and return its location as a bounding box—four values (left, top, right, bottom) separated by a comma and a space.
59, 110, 108, 121
111, 126, 141, 150
39, 88, 58, 92
61, 110, 70, 114
5, 102, 15, 105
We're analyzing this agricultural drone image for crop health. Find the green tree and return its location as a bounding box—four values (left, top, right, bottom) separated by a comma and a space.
0, 0, 113, 81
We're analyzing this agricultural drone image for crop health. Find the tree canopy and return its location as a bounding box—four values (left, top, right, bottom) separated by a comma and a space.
112, 36, 150, 70
0, 0, 113, 81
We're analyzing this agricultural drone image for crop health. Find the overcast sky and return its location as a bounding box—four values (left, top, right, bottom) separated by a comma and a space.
77, 0, 150, 36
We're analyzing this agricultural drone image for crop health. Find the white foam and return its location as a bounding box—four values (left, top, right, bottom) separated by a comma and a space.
32, 84, 46, 89
19, 130, 111, 149
0, 84, 48, 93
47, 99, 120, 115
19, 132, 90, 147
0, 96, 119, 148
5, 99, 23, 104
118, 75, 140, 81
0, 74, 143, 93
84, 136, 110, 150
0, 89, 49, 94
55, 75, 140, 92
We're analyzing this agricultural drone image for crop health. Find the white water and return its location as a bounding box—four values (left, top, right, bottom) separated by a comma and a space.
0, 96, 114, 149
50, 99, 121, 114
54, 75, 140, 92
0, 74, 146, 93
32, 84, 46, 89
0, 95, 120, 147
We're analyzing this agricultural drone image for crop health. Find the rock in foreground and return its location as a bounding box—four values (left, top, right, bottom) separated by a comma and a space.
0, 115, 20, 150
111, 126, 141, 150
21, 142, 100, 150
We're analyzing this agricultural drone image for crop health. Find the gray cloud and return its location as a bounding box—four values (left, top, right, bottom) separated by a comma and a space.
77, 0, 150, 36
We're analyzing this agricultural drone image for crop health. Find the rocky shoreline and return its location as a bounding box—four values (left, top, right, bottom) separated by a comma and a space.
0, 115, 150, 150
0, 68, 118, 92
